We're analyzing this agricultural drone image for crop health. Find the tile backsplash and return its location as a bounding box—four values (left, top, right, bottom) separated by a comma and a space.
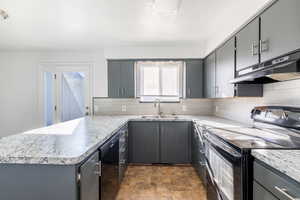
93, 98, 214, 116
214, 79, 300, 124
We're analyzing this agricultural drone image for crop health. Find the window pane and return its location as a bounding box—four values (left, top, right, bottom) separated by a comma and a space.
142, 66, 160, 95
161, 65, 179, 96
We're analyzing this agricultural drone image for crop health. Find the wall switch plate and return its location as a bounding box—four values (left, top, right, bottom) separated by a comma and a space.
182, 105, 187, 112
121, 105, 127, 112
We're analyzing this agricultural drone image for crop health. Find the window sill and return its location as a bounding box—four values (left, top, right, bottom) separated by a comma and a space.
138, 96, 181, 103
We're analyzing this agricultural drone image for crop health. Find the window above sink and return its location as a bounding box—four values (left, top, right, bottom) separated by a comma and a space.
135, 61, 184, 102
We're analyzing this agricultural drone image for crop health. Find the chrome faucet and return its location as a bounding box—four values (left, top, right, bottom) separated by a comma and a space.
154, 98, 163, 116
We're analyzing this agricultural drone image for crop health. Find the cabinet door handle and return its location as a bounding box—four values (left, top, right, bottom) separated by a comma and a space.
252, 42, 259, 56
274, 186, 299, 200
260, 40, 269, 53
94, 161, 101, 176
187, 88, 191, 97
118, 88, 121, 97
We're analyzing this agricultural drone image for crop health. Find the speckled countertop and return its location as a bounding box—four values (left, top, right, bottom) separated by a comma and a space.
252, 150, 300, 183
0, 115, 247, 165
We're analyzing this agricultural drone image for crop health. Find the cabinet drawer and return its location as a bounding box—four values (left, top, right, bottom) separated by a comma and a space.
253, 181, 277, 200
254, 161, 300, 200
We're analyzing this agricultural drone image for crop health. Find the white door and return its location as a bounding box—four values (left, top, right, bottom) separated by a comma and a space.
43, 65, 91, 126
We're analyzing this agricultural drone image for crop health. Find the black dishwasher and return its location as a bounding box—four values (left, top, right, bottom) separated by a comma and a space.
100, 133, 119, 200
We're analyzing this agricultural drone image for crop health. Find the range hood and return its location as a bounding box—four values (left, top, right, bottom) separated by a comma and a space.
231, 50, 300, 84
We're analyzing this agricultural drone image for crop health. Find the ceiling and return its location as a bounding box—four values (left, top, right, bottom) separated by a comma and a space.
0, 0, 272, 52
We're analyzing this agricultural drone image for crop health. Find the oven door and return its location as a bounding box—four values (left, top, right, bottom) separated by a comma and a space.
205, 134, 242, 200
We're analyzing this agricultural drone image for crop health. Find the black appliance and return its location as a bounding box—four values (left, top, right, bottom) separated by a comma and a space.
100, 133, 120, 200
204, 106, 300, 200
231, 50, 300, 84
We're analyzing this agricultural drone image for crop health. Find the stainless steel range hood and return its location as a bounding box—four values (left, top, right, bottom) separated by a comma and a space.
230, 50, 300, 84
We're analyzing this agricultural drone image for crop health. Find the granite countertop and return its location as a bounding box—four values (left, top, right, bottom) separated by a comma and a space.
0, 115, 246, 165
252, 149, 300, 184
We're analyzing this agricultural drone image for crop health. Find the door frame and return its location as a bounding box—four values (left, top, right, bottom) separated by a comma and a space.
38, 62, 94, 126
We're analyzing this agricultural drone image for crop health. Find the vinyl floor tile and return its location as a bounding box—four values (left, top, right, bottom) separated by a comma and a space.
116, 165, 206, 200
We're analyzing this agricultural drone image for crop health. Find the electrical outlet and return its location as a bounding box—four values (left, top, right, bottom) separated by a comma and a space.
121, 105, 127, 112
182, 105, 187, 112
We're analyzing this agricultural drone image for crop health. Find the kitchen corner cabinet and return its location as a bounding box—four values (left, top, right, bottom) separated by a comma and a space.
215, 37, 235, 98
160, 121, 191, 164
186, 59, 204, 98
236, 18, 260, 71
128, 121, 160, 164
108, 60, 135, 98
204, 52, 216, 98
260, 0, 300, 62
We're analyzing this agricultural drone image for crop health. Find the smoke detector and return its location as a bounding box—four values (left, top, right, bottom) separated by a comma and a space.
0, 9, 9, 20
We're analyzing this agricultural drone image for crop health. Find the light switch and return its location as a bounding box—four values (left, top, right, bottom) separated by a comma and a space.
121, 105, 127, 112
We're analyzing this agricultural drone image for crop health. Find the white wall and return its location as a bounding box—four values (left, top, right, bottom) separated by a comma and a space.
0, 45, 203, 137
104, 45, 204, 59
0, 50, 106, 137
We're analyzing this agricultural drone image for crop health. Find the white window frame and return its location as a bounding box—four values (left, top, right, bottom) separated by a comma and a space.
135, 60, 184, 102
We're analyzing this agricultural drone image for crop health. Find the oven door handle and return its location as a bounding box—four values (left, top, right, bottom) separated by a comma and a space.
206, 135, 242, 160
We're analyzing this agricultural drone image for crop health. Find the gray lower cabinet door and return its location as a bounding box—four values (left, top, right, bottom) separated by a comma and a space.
108, 60, 121, 98
80, 151, 100, 200
253, 181, 277, 200
204, 52, 216, 98
216, 38, 235, 98
186, 59, 204, 98
160, 122, 191, 164
236, 17, 260, 71
260, 0, 300, 62
120, 61, 135, 98
128, 122, 160, 164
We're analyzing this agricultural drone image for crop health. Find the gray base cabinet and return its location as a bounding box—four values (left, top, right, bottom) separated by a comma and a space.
128, 121, 160, 164
0, 164, 78, 200
80, 151, 100, 200
160, 122, 191, 164
253, 161, 300, 200
129, 121, 191, 164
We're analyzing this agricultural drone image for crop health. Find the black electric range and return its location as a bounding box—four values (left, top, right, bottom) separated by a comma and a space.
203, 106, 300, 200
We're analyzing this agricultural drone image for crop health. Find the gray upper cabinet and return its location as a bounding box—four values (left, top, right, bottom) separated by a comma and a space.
236, 18, 260, 71
204, 52, 216, 98
260, 0, 300, 62
128, 122, 160, 164
186, 59, 203, 98
108, 60, 135, 98
80, 151, 100, 200
216, 38, 235, 98
160, 122, 191, 164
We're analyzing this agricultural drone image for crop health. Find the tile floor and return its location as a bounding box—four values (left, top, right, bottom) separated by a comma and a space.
116, 165, 206, 200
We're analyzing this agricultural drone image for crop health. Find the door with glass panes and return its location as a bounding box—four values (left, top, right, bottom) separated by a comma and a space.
43, 65, 91, 126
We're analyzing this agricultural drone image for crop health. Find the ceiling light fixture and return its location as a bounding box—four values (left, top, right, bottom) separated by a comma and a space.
0, 9, 9, 20
151, 0, 182, 15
